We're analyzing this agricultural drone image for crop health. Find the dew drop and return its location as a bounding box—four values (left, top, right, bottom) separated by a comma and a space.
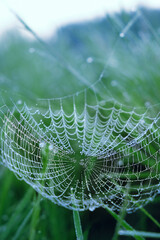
35, 110, 40, 114
49, 144, 53, 150
115, 185, 121, 191
140, 119, 145, 124
86, 57, 93, 63
54, 110, 60, 115
118, 160, 123, 166
17, 100, 22, 105
120, 32, 125, 38
89, 205, 96, 211
148, 197, 153, 202
39, 142, 45, 148
79, 159, 84, 166
108, 195, 114, 200
53, 148, 58, 154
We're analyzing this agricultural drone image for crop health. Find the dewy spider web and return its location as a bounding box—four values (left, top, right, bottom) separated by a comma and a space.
0, 8, 160, 212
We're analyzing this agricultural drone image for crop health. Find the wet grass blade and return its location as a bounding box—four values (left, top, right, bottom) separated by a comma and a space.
119, 230, 160, 238
73, 210, 83, 240
105, 206, 145, 240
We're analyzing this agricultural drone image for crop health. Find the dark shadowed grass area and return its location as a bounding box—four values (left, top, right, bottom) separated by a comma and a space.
0, 7, 160, 240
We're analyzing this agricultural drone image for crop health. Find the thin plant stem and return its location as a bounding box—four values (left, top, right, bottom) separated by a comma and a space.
73, 210, 83, 240
105, 206, 145, 240
13, 209, 33, 240
71, 189, 83, 240
29, 193, 41, 240
112, 185, 129, 240
140, 207, 160, 229
119, 230, 160, 239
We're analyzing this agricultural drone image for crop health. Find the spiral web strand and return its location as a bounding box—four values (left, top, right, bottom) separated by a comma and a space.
0, 9, 160, 212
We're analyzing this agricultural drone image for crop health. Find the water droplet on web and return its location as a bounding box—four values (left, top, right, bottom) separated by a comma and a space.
89, 205, 96, 211
120, 32, 125, 38
79, 159, 84, 166
118, 160, 123, 166
53, 148, 58, 154
115, 185, 121, 191
17, 100, 22, 105
86, 57, 93, 63
148, 197, 153, 202
39, 142, 45, 148
108, 195, 114, 200
35, 110, 40, 114
140, 119, 145, 124
49, 144, 53, 150
54, 110, 59, 115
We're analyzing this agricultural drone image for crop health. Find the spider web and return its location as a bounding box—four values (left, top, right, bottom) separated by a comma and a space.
0, 8, 160, 212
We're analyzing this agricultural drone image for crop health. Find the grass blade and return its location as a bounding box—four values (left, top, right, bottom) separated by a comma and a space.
140, 207, 160, 229
0, 172, 13, 223
119, 230, 160, 238
105, 206, 145, 240
71, 188, 83, 240
73, 210, 83, 240
12, 209, 33, 240
29, 193, 41, 240
1, 188, 33, 240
